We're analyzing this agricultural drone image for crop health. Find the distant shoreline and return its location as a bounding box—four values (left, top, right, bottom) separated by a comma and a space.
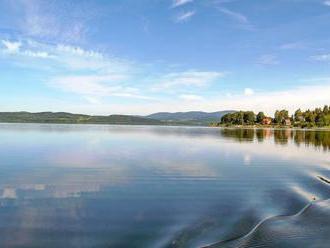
1, 121, 330, 131
213, 124, 330, 131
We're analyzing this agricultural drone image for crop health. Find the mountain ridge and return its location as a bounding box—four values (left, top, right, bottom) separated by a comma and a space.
145, 110, 235, 124
0, 110, 236, 126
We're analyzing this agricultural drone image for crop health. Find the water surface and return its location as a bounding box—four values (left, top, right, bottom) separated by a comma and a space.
0, 124, 329, 247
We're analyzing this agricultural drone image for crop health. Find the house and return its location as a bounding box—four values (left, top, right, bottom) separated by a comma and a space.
283, 118, 291, 126
262, 117, 272, 125
296, 116, 305, 122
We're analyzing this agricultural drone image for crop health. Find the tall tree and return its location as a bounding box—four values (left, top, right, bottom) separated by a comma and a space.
294, 109, 303, 122
244, 111, 256, 124
256, 112, 265, 123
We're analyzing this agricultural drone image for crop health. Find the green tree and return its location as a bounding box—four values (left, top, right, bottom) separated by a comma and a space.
294, 109, 303, 122
256, 112, 265, 123
244, 111, 256, 125
274, 109, 288, 124
304, 110, 316, 123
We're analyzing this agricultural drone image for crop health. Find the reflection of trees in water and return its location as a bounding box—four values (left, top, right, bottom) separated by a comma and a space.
273, 129, 293, 145
296, 130, 330, 151
220, 129, 255, 142
220, 128, 330, 150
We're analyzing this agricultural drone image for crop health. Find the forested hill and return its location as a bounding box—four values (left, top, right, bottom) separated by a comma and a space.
0, 111, 234, 126
146, 111, 235, 125
0, 112, 163, 125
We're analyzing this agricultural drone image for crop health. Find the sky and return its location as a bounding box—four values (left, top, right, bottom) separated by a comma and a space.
0, 0, 330, 116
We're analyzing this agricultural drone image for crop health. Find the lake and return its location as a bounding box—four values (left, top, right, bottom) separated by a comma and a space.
0, 124, 329, 248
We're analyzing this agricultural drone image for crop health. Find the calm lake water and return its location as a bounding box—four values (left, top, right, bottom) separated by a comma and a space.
0, 124, 329, 248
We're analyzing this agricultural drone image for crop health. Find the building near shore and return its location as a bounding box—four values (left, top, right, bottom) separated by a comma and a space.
283, 118, 292, 126
262, 117, 272, 125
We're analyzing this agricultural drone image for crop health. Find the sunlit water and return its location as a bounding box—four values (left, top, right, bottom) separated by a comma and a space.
0, 124, 329, 247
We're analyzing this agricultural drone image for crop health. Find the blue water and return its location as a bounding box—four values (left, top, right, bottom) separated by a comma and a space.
0, 124, 329, 247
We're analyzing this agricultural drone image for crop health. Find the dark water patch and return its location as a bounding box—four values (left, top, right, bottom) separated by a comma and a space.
318, 176, 330, 184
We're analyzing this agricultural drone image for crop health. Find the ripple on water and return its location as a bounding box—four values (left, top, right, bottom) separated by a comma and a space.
205, 199, 330, 248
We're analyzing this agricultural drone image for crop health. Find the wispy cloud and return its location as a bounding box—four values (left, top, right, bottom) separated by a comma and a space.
175, 11, 196, 22
2, 38, 226, 103
172, 0, 194, 8
257, 54, 279, 65
280, 42, 305, 50
152, 70, 225, 91
218, 7, 248, 24
9, 0, 98, 43
217, 6, 254, 30
1, 38, 149, 101
50, 75, 150, 100
311, 53, 330, 61
323, 1, 330, 6
179, 94, 203, 101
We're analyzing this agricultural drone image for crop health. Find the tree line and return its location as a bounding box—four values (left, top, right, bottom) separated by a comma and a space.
219, 105, 330, 128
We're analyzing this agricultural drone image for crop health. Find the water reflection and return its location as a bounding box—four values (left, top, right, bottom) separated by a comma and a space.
220, 128, 330, 150
0, 124, 329, 247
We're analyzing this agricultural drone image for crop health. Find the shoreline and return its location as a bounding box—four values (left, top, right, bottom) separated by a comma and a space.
212, 124, 330, 131
1, 121, 330, 131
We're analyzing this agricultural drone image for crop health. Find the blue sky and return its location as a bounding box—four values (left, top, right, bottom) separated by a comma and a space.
0, 0, 330, 115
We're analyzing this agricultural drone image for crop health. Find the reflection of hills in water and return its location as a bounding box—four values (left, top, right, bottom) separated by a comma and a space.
220, 128, 330, 150
205, 199, 330, 248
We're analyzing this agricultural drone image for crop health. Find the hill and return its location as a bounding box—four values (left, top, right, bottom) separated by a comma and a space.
0, 110, 236, 126
145, 111, 235, 125
0, 112, 163, 125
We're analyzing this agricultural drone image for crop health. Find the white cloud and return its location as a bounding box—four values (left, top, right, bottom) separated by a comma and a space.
151, 82, 330, 115
22, 50, 52, 58
210, 83, 330, 116
3, 38, 330, 117
53, 45, 118, 71
244, 88, 254, 96
179, 94, 203, 101
10, 80, 330, 116
2, 38, 226, 104
49, 75, 150, 100
175, 11, 196, 22
56, 44, 103, 59
257, 54, 279, 65
1, 39, 53, 58
1, 38, 149, 100
311, 54, 330, 61
172, 0, 194, 8
324, 1, 330, 6
1, 40, 22, 53
153, 70, 225, 91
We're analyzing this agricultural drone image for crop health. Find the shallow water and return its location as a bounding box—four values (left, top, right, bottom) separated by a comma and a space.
0, 124, 329, 247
